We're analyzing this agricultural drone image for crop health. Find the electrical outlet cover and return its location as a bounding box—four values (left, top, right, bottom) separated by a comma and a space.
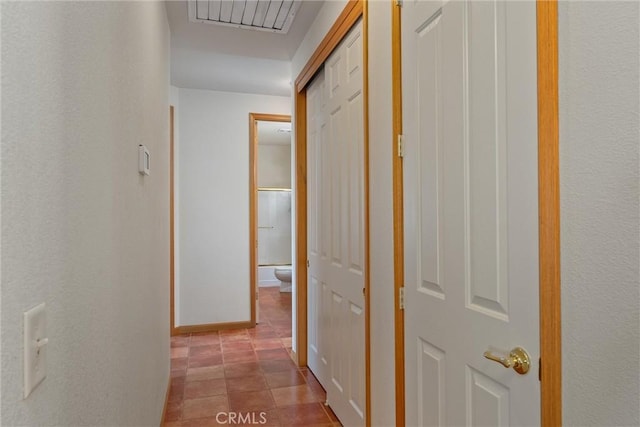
24, 303, 47, 398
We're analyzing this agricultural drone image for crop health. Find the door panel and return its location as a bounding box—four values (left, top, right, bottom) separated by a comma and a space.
348, 92, 365, 275
307, 68, 328, 385
330, 291, 345, 391
307, 19, 365, 427
416, 7, 444, 300
418, 339, 445, 426
467, 0, 509, 319
466, 367, 510, 427
403, 1, 540, 426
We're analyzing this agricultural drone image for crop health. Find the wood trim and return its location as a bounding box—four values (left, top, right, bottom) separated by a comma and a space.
294, 89, 308, 367
170, 105, 177, 337
362, 2, 371, 425
174, 321, 254, 335
249, 112, 291, 327
248, 114, 291, 124
294, 0, 364, 92
160, 377, 172, 425
249, 114, 258, 326
390, 2, 405, 426
537, 1, 562, 425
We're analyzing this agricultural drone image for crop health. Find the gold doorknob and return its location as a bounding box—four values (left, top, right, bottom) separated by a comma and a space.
483, 347, 531, 375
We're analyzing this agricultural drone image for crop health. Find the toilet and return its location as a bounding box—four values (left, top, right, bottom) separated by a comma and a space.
274, 266, 292, 292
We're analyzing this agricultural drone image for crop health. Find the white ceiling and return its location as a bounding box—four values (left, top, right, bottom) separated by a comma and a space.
166, 1, 324, 96
258, 120, 292, 145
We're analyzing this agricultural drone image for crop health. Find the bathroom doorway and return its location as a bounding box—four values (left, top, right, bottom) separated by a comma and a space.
249, 113, 293, 335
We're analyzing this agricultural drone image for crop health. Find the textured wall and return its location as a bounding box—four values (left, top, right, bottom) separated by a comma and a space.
559, 2, 640, 425
1, 1, 171, 425
176, 88, 290, 326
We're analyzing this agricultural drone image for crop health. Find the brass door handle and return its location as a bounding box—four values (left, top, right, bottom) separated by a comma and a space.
483, 347, 531, 375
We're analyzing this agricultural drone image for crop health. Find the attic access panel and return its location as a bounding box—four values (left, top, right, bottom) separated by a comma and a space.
188, 0, 302, 34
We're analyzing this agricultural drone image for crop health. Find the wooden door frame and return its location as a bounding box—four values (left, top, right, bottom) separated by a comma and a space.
293, 0, 371, 425
391, 1, 561, 425
249, 112, 293, 326
170, 105, 177, 336
390, 4, 405, 426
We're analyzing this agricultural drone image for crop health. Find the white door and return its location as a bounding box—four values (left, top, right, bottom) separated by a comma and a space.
307, 68, 330, 386
402, 1, 540, 426
307, 19, 366, 427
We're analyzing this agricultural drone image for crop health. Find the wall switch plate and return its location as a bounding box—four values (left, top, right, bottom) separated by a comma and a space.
24, 303, 47, 398
139, 145, 150, 175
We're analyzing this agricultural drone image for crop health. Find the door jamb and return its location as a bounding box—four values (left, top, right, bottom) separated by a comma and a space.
536, 2, 562, 424
390, 3, 405, 426
249, 112, 292, 326
293, 0, 371, 425
170, 105, 177, 336
391, 1, 561, 425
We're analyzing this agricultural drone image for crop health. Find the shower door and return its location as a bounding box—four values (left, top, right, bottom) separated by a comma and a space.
258, 189, 292, 266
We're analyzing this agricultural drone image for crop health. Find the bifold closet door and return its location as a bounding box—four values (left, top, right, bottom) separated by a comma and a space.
307, 18, 366, 427
307, 67, 329, 388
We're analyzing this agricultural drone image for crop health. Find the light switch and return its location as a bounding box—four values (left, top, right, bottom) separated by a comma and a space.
139, 145, 150, 175
24, 303, 47, 398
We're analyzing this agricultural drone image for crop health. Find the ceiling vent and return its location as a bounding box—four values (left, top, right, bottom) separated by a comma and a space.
188, 1, 302, 34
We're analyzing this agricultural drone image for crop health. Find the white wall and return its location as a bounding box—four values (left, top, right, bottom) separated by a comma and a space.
176, 88, 290, 326
1, 2, 170, 425
559, 2, 640, 426
367, 3, 397, 425
291, 0, 348, 79
258, 145, 292, 188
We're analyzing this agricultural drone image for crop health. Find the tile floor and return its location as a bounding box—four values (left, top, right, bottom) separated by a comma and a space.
164, 287, 341, 427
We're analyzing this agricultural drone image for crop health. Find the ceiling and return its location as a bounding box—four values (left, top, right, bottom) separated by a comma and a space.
166, 1, 324, 96
257, 120, 292, 145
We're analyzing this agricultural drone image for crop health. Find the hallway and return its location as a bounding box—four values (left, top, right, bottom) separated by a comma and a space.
164, 288, 340, 426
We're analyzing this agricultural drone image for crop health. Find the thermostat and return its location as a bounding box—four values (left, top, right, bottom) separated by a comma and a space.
138, 145, 150, 175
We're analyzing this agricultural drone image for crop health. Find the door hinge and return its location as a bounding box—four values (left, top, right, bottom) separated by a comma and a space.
395, 0, 403, 7
397, 134, 404, 158
307, 259, 310, 267
399, 287, 405, 310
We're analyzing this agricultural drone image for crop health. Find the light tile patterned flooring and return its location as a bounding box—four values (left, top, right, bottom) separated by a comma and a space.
164, 287, 341, 426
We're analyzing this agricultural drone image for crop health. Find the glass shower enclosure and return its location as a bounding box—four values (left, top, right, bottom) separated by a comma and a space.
257, 188, 292, 266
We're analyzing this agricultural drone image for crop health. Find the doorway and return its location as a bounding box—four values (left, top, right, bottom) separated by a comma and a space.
249, 113, 293, 334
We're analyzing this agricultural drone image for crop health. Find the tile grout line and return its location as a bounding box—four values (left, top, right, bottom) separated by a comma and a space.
167, 288, 330, 426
